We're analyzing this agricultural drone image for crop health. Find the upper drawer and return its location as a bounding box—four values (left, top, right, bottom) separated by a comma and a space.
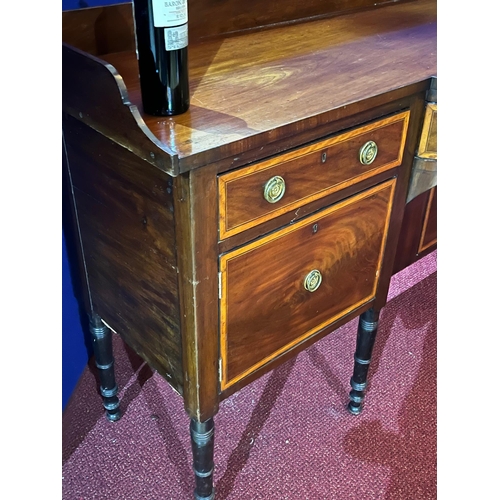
219, 179, 396, 391
218, 111, 409, 239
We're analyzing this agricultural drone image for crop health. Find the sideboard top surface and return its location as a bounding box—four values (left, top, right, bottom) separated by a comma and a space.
62, 0, 436, 174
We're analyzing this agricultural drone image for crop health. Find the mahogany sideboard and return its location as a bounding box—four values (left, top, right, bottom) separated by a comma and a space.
62, 1, 437, 498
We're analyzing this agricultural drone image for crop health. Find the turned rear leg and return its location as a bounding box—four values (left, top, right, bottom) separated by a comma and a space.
89, 314, 122, 422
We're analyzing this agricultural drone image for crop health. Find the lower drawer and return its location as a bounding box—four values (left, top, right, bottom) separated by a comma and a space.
219, 178, 396, 390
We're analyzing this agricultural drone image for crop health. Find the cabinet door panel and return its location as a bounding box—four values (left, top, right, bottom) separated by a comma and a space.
220, 179, 396, 390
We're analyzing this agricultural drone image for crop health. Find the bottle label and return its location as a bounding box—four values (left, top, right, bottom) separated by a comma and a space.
164, 25, 188, 50
152, 0, 188, 28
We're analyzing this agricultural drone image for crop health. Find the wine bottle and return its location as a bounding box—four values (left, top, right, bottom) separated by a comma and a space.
132, 0, 190, 116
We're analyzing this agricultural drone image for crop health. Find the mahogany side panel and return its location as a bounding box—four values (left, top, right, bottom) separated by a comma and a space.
63, 114, 184, 394
220, 180, 396, 390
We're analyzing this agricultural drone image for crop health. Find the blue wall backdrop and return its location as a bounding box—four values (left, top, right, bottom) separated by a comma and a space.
63, 0, 126, 10
62, 230, 89, 410
62, 0, 128, 410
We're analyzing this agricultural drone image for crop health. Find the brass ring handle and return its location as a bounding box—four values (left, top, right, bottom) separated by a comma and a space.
304, 269, 322, 292
359, 140, 378, 165
263, 176, 286, 203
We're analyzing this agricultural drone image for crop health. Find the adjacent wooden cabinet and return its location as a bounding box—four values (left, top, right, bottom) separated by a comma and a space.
394, 78, 437, 273
62, 1, 437, 498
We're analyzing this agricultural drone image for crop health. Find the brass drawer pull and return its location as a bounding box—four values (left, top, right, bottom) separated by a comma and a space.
263, 176, 286, 203
304, 269, 322, 292
359, 140, 378, 165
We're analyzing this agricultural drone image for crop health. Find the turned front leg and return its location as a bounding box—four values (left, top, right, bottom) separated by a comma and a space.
89, 314, 122, 422
190, 418, 215, 500
348, 308, 380, 415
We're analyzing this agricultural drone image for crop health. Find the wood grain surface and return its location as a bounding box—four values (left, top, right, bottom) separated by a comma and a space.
63, 114, 184, 393
62, 45, 179, 174
118, 0, 435, 160
62, 0, 436, 173
219, 112, 409, 239
186, 0, 408, 41
220, 179, 396, 389
62, 0, 410, 47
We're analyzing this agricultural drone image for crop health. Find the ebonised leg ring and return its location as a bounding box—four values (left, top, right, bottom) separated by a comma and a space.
190, 418, 215, 500
89, 314, 122, 422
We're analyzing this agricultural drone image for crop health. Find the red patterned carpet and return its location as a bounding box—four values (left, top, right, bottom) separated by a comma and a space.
63, 251, 437, 500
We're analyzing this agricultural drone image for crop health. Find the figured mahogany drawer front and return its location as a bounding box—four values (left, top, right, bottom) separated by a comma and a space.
218, 111, 409, 240
219, 179, 396, 390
